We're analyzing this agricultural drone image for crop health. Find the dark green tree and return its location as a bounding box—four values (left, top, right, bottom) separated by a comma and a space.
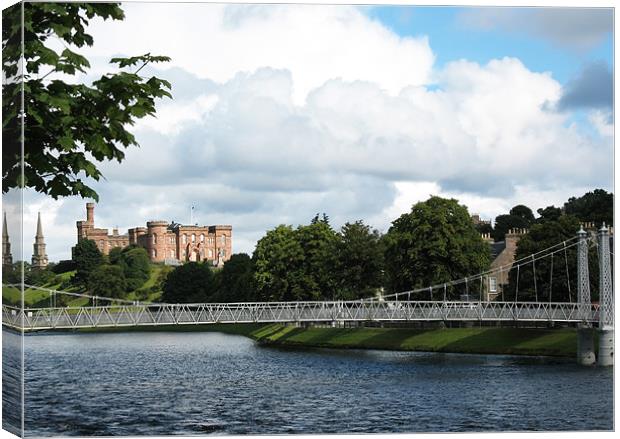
536, 205, 563, 223
509, 205, 535, 224
383, 196, 490, 298
475, 222, 493, 235
492, 214, 530, 242
108, 247, 123, 265
211, 253, 255, 302
2, 2, 171, 199
118, 246, 151, 291
253, 225, 306, 301
162, 262, 215, 303
564, 189, 613, 226
504, 215, 598, 302
296, 220, 339, 300
335, 221, 384, 300
88, 264, 127, 298
72, 239, 103, 287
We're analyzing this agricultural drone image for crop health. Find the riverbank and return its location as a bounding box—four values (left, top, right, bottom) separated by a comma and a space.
77, 323, 581, 357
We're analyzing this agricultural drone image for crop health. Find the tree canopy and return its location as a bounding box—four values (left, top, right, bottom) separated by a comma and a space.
564, 189, 613, 226
334, 221, 384, 300
88, 264, 127, 298
492, 214, 530, 242
383, 196, 490, 298
504, 215, 598, 302
211, 253, 255, 302
162, 262, 216, 303
72, 239, 104, 287
2, 2, 171, 199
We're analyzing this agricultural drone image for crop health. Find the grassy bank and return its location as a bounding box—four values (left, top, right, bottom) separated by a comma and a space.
246, 324, 580, 357
76, 323, 580, 357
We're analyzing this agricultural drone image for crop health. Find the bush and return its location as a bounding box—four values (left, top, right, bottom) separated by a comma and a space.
88, 264, 127, 299
162, 262, 215, 303
52, 259, 76, 274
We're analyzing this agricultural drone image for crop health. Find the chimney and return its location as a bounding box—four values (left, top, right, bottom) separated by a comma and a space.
86, 202, 95, 224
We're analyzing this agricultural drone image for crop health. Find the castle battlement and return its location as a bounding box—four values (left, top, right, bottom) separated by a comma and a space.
76, 203, 232, 265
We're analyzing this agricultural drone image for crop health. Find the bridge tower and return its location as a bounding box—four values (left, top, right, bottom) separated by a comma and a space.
597, 224, 613, 366
576, 227, 595, 366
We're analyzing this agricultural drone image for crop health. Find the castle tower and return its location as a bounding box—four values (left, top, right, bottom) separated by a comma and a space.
31, 212, 48, 269
3, 212, 13, 267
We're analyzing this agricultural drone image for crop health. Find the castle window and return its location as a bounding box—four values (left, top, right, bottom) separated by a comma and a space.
182, 234, 187, 244
170, 249, 175, 258
208, 249, 213, 258
152, 249, 157, 258
489, 277, 497, 293
200, 234, 205, 242
221, 234, 226, 245
99, 240, 104, 248
192, 233, 196, 243
153, 234, 157, 244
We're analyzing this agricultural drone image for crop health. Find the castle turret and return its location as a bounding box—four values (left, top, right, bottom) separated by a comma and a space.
3, 212, 13, 267
31, 212, 49, 269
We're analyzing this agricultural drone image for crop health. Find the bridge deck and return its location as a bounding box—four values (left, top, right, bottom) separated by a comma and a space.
2, 301, 600, 331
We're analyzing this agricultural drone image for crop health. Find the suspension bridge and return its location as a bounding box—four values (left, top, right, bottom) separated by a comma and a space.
2, 225, 614, 365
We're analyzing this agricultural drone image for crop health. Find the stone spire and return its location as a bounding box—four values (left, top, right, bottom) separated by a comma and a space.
31, 212, 48, 269
2, 212, 13, 267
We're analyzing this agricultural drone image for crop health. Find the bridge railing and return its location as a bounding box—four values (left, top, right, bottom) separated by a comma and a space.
2, 301, 601, 331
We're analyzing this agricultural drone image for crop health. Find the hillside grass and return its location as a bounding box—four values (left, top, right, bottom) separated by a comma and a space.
3, 264, 165, 307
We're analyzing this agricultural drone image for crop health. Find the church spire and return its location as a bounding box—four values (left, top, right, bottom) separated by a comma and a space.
2, 212, 13, 267
31, 212, 48, 270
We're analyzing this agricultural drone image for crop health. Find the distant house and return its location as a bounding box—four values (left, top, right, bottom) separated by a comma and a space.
482, 229, 527, 301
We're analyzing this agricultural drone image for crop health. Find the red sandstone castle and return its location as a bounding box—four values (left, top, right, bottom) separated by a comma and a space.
76, 203, 232, 265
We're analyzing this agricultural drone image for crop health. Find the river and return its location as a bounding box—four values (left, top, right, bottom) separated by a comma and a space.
2, 329, 614, 436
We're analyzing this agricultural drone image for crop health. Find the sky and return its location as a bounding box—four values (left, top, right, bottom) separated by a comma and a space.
4, 2, 614, 263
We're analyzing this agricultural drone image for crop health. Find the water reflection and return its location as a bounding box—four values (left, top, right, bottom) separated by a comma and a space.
4, 329, 613, 436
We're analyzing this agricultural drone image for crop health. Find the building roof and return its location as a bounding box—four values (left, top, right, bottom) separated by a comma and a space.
490, 241, 506, 259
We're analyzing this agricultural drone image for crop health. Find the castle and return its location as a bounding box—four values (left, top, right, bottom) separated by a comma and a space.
76, 203, 232, 265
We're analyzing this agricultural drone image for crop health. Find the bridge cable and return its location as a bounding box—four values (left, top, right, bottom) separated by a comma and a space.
549, 252, 554, 304
563, 242, 572, 303
532, 255, 538, 302
515, 265, 520, 303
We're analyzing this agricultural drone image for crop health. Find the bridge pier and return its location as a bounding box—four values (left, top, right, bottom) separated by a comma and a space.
576, 227, 595, 366
577, 326, 596, 366
597, 224, 614, 366
598, 329, 613, 366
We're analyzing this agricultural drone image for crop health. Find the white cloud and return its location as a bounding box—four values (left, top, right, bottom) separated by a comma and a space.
83, 3, 435, 105
7, 4, 612, 263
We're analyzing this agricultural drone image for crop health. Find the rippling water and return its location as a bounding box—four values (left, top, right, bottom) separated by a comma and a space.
2, 329, 614, 436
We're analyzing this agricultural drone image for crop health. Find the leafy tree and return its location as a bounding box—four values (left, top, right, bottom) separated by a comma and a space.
509, 205, 535, 224
296, 220, 339, 300
2, 262, 21, 284
88, 264, 126, 298
162, 262, 216, 303
383, 196, 490, 298
108, 247, 123, 265
118, 246, 151, 291
51, 259, 76, 274
564, 189, 613, 226
335, 221, 384, 300
536, 205, 563, 223
2, 2, 171, 200
211, 253, 255, 302
504, 215, 598, 302
72, 239, 103, 287
253, 225, 306, 301
475, 222, 493, 235
492, 214, 529, 242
